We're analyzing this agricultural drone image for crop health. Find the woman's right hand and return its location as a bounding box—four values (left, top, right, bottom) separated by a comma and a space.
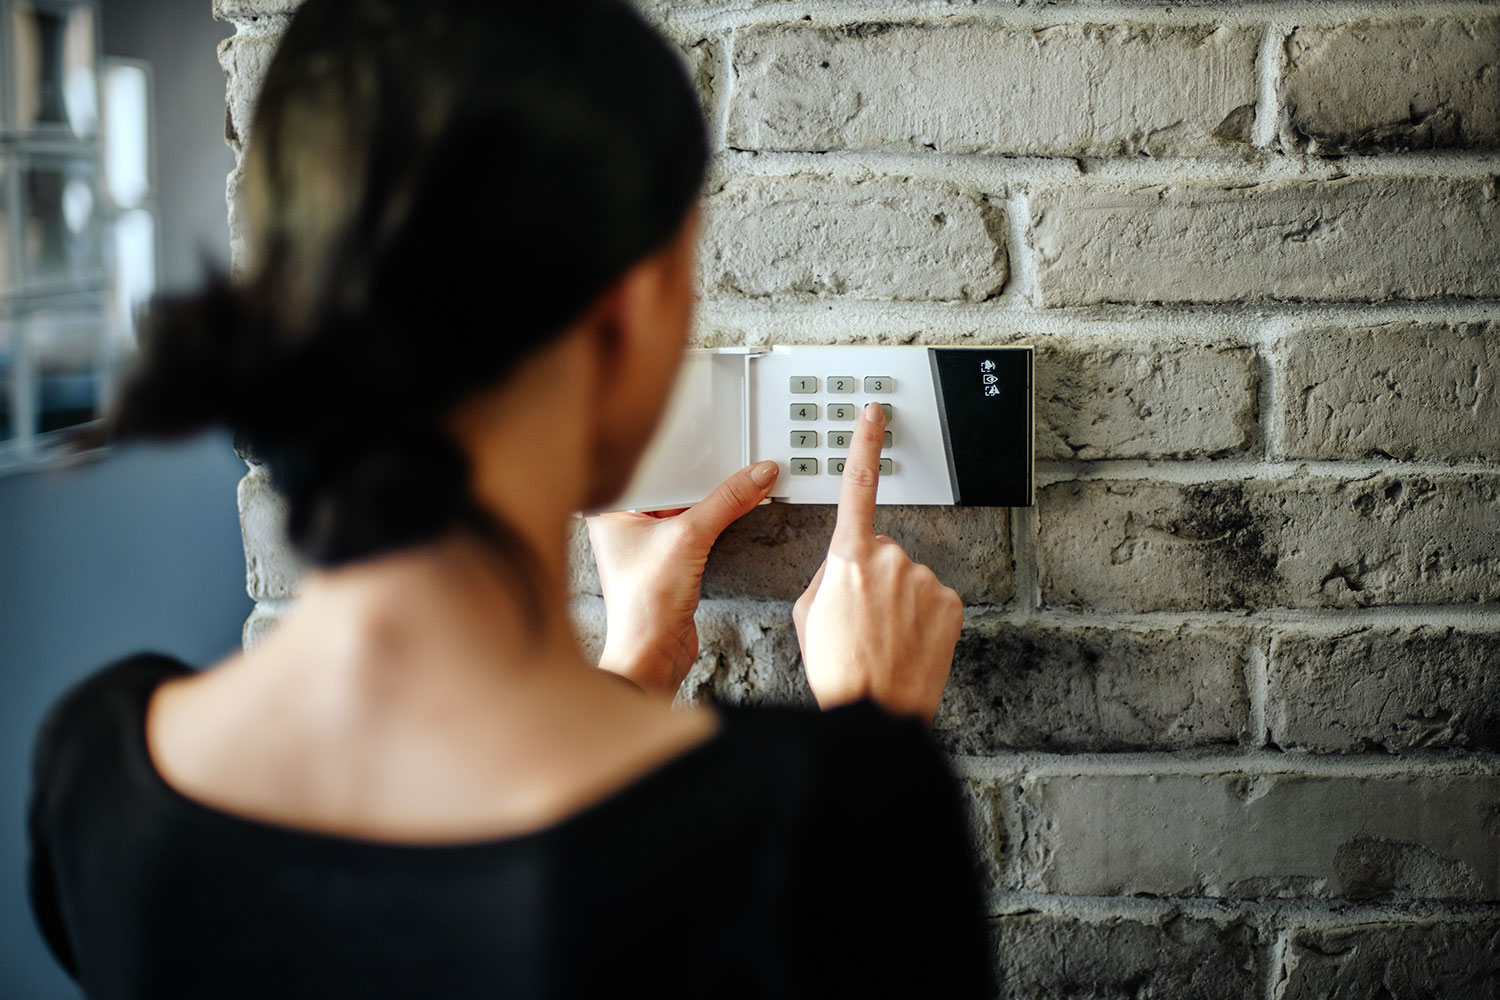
792, 402, 964, 726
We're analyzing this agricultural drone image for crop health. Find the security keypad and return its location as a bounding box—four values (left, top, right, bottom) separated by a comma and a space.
609, 344, 1034, 510
771, 356, 898, 492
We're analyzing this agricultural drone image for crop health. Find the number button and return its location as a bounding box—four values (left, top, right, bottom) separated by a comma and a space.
827, 430, 893, 449
828, 376, 855, 393
790, 430, 818, 448
828, 403, 856, 421
828, 458, 893, 475
790, 403, 818, 420
864, 376, 894, 393
790, 376, 817, 394
790, 458, 818, 476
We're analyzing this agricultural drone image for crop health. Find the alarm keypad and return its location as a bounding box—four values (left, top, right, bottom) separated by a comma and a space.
782, 371, 896, 480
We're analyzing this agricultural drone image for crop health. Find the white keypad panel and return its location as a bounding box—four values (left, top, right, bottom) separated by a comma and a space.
611, 345, 1016, 511
750, 346, 955, 505
613, 349, 750, 511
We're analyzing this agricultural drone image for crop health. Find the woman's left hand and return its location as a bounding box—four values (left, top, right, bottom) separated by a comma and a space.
586, 461, 780, 697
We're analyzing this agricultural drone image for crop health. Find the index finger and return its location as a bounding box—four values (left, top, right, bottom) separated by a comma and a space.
832, 402, 886, 546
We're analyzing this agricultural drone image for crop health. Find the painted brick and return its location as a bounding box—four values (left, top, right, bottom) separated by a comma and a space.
1037, 340, 1258, 460
226, 165, 251, 274
679, 600, 814, 708
728, 23, 1257, 156
575, 595, 813, 708
569, 594, 607, 662
1280, 921, 1500, 999
213, 0, 297, 20
573, 594, 814, 706
1273, 323, 1500, 462
1031, 176, 1500, 306
700, 175, 1007, 302
681, 38, 717, 123
707, 503, 1013, 604
1017, 772, 1500, 900
936, 619, 1250, 753
218, 33, 280, 153
565, 516, 602, 599
1284, 17, 1500, 153
992, 912, 1261, 1000
1037, 475, 1500, 612
573, 503, 1013, 604
961, 778, 1008, 891
237, 465, 302, 601
241, 601, 284, 651
1268, 626, 1500, 753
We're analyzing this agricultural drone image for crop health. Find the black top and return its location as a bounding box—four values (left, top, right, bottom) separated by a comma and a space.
29, 654, 995, 999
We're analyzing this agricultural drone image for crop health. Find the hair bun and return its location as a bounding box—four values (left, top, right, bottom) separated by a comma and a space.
111, 278, 278, 440
263, 422, 474, 568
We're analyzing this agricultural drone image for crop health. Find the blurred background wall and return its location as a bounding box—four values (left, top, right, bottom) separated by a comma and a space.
0, 1, 244, 996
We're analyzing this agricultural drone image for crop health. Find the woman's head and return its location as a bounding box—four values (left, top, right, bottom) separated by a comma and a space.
115, 0, 707, 566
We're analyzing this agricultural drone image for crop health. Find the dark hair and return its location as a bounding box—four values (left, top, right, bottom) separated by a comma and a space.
112, 0, 707, 568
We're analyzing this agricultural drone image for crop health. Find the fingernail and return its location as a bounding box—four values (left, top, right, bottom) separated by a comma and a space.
864, 402, 882, 422
751, 461, 778, 486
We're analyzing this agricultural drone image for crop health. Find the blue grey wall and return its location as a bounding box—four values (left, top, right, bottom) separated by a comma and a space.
2, 2, 242, 996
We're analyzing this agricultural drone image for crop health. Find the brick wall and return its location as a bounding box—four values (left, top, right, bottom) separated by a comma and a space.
218, 1, 1500, 995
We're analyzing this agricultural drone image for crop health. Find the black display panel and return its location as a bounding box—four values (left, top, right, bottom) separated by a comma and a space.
927, 347, 1033, 507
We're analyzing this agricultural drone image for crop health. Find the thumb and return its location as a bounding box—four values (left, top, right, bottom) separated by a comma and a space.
679, 461, 779, 542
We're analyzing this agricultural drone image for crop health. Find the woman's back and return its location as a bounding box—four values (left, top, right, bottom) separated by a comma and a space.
31, 656, 993, 1000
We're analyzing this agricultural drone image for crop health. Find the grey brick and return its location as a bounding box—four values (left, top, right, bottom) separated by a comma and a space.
241, 602, 284, 651
680, 38, 717, 124
1268, 626, 1500, 753
1037, 475, 1500, 612
574, 503, 1013, 604
1017, 772, 1500, 900
238, 465, 302, 601
1285, 17, 1500, 154
1280, 921, 1500, 999
569, 594, 607, 663
992, 912, 1261, 1000
226, 165, 250, 273
565, 516, 601, 598
678, 600, 813, 709
1274, 323, 1500, 462
1037, 339, 1258, 460
701, 175, 1007, 302
708, 503, 1013, 604
936, 619, 1250, 753
729, 23, 1257, 156
213, 0, 298, 20
1032, 176, 1500, 306
218, 33, 281, 153
573, 595, 811, 707
962, 778, 1009, 891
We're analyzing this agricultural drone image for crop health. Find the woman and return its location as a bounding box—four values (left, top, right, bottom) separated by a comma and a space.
28, 1, 993, 996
